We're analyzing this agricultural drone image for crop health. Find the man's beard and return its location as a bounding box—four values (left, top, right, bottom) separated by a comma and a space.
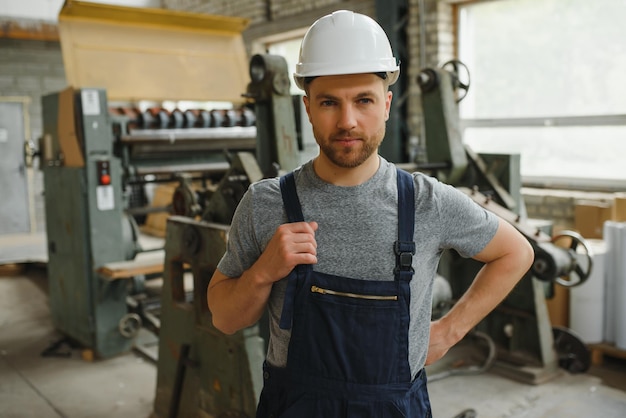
316, 128, 385, 168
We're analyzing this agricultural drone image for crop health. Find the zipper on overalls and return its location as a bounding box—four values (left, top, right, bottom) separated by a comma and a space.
310, 285, 398, 301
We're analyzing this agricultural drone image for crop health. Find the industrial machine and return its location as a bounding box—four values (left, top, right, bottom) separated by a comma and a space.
152, 53, 297, 418
41, 9, 297, 416
40, 71, 300, 360
40, 1, 300, 361
417, 60, 593, 383
41, 88, 140, 358
39, 85, 271, 358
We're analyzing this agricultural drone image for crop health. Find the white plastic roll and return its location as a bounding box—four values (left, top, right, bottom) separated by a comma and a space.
603, 221, 626, 348
570, 239, 606, 343
613, 223, 626, 350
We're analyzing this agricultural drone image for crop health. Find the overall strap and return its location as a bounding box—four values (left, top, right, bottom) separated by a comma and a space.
278, 171, 308, 329
395, 169, 416, 282
280, 172, 305, 223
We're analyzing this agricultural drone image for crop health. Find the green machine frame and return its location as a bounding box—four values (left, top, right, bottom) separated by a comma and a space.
41, 88, 137, 358
152, 216, 263, 417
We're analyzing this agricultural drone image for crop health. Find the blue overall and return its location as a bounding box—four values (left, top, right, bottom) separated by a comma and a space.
256, 169, 432, 418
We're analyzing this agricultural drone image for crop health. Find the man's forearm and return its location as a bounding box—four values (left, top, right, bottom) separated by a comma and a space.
427, 219, 534, 365
442, 257, 530, 343
208, 268, 273, 335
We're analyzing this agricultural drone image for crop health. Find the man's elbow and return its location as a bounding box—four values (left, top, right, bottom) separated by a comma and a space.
211, 312, 260, 335
211, 316, 238, 335
207, 298, 239, 335
519, 237, 535, 276
499, 219, 535, 276
524, 237, 535, 271
207, 273, 239, 334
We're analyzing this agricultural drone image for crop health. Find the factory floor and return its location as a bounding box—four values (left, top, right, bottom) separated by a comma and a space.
2, 263, 626, 418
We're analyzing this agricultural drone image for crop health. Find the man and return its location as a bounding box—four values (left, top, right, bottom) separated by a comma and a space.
208, 10, 534, 417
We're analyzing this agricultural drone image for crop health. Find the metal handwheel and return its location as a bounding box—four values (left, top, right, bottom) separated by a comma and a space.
441, 59, 471, 102
552, 230, 593, 287
118, 313, 142, 338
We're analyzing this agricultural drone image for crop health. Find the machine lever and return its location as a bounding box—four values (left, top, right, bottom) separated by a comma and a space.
169, 344, 193, 418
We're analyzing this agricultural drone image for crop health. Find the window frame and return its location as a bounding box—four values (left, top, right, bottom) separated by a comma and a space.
453, 0, 626, 190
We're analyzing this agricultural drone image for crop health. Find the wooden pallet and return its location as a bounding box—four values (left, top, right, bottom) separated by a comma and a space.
588, 343, 626, 366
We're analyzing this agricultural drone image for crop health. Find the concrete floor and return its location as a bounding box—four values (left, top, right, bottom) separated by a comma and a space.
2, 264, 626, 418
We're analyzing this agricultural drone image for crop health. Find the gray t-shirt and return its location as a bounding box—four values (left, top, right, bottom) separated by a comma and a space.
217, 157, 499, 378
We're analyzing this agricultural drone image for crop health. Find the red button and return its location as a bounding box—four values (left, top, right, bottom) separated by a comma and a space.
100, 174, 111, 185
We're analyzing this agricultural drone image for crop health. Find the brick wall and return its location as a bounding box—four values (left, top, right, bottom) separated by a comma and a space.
406, 0, 456, 160
0, 39, 66, 143
0, 38, 66, 234
163, 0, 267, 24
523, 188, 616, 234
163, 0, 351, 23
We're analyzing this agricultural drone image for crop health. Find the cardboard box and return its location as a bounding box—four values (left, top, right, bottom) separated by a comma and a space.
546, 284, 569, 328
57, 87, 85, 167
141, 183, 176, 238
574, 200, 612, 239
613, 193, 626, 222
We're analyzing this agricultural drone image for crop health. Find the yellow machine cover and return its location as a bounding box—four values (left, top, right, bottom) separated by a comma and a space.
58, 0, 250, 103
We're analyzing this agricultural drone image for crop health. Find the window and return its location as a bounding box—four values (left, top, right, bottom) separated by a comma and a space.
267, 38, 304, 96
457, 0, 626, 188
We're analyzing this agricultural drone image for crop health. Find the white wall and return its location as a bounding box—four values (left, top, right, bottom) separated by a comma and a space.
0, 0, 161, 21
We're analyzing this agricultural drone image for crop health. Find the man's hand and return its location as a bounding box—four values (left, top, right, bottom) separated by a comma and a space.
425, 318, 457, 365
208, 221, 318, 334
253, 221, 319, 285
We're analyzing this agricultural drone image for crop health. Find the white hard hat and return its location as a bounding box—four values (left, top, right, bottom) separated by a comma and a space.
293, 10, 400, 90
